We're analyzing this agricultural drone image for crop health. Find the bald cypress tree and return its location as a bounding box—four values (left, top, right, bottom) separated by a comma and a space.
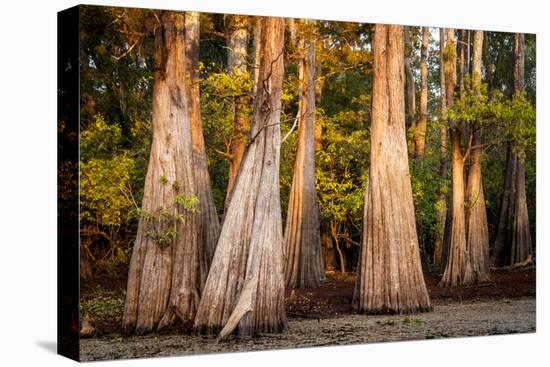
123, 11, 201, 334
353, 24, 431, 314
194, 17, 287, 340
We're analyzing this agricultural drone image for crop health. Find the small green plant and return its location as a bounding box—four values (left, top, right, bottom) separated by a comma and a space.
159, 175, 168, 185
174, 194, 199, 212
143, 207, 178, 248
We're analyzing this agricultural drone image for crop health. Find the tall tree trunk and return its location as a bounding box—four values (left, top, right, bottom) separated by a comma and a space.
186, 12, 221, 286
491, 144, 515, 266
123, 12, 200, 334
404, 27, 416, 132
433, 28, 448, 269
225, 15, 250, 205
440, 28, 480, 287
414, 27, 429, 159
439, 28, 457, 275
252, 18, 262, 97
492, 33, 532, 266
510, 33, 533, 264
458, 30, 467, 103
284, 21, 324, 288
440, 128, 473, 286
510, 152, 532, 264
193, 17, 287, 339
353, 25, 431, 314
464, 30, 490, 283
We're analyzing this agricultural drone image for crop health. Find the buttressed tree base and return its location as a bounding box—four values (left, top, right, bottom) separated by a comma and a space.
58, 4, 536, 362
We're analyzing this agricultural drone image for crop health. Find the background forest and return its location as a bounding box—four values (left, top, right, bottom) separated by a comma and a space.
77, 6, 535, 281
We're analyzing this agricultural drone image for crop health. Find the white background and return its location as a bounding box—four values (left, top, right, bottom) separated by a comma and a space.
0, 0, 547, 365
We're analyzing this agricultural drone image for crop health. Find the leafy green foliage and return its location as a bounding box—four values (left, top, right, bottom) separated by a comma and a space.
77, 8, 536, 277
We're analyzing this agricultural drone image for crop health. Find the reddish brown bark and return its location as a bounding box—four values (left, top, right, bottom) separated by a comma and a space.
464, 30, 490, 283
433, 28, 448, 269
225, 15, 250, 204
414, 27, 429, 159
185, 12, 220, 285
404, 26, 416, 133
284, 21, 324, 288
353, 24, 431, 314
123, 12, 200, 334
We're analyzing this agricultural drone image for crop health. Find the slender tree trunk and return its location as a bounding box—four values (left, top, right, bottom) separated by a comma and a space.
510, 33, 533, 265
353, 25, 431, 314
493, 33, 532, 266
252, 18, 262, 97
491, 144, 515, 266
414, 27, 429, 159
226, 15, 250, 205
186, 13, 221, 287
439, 28, 457, 276
404, 27, 416, 132
123, 12, 200, 334
458, 30, 467, 103
433, 28, 448, 269
464, 30, 490, 283
194, 17, 287, 339
330, 221, 346, 274
284, 21, 324, 289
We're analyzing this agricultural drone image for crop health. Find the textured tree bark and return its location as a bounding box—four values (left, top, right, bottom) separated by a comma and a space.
252, 18, 262, 97
353, 25, 431, 314
439, 28, 457, 276
440, 128, 473, 286
404, 27, 416, 133
185, 13, 221, 286
509, 33, 532, 265
492, 33, 532, 266
225, 15, 250, 204
193, 17, 287, 339
123, 12, 200, 334
458, 30, 467, 103
433, 28, 448, 269
464, 31, 490, 283
414, 27, 429, 159
284, 20, 325, 289
510, 153, 532, 264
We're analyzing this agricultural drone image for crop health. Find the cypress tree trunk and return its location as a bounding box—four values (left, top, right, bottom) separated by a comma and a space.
439, 28, 458, 275
404, 27, 416, 132
123, 12, 200, 334
440, 128, 473, 286
194, 17, 287, 339
440, 28, 478, 287
492, 144, 515, 266
433, 28, 448, 269
185, 12, 221, 286
226, 15, 250, 203
509, 33, 533, 265
492, 33, 532, 266
414, 27, 429, 159
284, 20, 325, 289
464, 30, 490, 283
510, 153, 532, 264
353, 24, 431, 314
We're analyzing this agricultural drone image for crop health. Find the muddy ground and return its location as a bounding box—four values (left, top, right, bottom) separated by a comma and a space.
79, 270, 536, 361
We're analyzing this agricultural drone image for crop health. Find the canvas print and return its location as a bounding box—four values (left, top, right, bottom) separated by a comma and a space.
57, 4, 536, 362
